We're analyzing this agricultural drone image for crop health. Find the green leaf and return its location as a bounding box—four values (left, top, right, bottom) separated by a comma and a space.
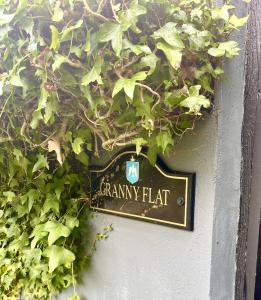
211, 5, 234, 21
81, 57, 102, 86
112, 78, 125, 97
76, 151, 89, 166
50, 25, 59, 50
42, 193, 59, 215
139, 53, 159, 75
72, 137, 84, 154
229, 15, 249, 27
124, 79, 136, 99
208, 47, 225, 57
133, 138, 147, 155
44, 221, 71, 246
68, 293, 80, 300
157, 42, 182, 69
52, 54, 70, 71
9, 75, 23, 87
123, 39, 151, 55
97, 23, 123, 56
61, 20, 83, 41
52, 2, 64, 22
65, 216, 79, 230
153, 22, 184, 48
156, 131, 174, 153
43, 245, 75, 273
30, 110, 43, 129
3, 191, 16, 203
180, 85, 210, 114
32, 154, 49, 173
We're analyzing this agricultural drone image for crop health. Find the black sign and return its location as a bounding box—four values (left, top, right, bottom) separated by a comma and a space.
89, 148, 195, 230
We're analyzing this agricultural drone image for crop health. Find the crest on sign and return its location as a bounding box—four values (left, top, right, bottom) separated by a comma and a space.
126, 158, 139, 184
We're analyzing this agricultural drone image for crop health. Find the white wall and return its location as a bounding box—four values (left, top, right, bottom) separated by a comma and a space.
59, 115, 218, 300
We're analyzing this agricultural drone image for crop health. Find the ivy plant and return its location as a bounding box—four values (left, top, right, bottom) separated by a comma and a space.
0, 0, 247, 299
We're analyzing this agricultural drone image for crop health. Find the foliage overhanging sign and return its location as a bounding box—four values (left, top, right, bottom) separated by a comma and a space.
90, 148, 195, 230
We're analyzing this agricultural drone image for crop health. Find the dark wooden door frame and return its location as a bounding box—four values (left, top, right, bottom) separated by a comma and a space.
235, 0, 261, 299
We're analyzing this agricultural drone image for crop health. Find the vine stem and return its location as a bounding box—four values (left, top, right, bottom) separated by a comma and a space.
0, 94, 12, 120
82, 0, 110, 21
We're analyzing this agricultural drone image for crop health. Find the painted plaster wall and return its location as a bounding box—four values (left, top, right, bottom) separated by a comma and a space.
58, 114, 218, 300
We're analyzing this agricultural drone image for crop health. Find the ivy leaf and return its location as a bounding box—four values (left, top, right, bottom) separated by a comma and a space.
30, 110, 43, 129
32, 154, 49, 173
229, 15, 249, 28
50, 25, 59, 50
97, 23, 123, 56
156, 131, 174, 154
48, 138, 63, 165
42, 193, 59, 215
3, 191, 16, 203
208, 47, 225, 57
52, 54, 70, 71
112, 72, 147, 99
153, 22, 184, 48
180, 85, 210, 114
52, 2, 63, 22
139, 53, 159, 75
81, 57, 102, 86
72, 137, 84, 154
76, 151, 89, 166
208, 41, 240, 58
43, 245, 75, 273
123, 39, 151, 55
157, 42, 182, 69
61, 20, 83, 41
65, 216, 79, 230
211, 5, 234, 21
0, 11, 15, 26
9, 75, 23, 87
133, 138, 147, 155
44, 221, 71, 246
68, 293, 80, 300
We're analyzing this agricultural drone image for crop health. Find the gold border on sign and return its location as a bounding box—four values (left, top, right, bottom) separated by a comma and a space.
90, 151, 189, 228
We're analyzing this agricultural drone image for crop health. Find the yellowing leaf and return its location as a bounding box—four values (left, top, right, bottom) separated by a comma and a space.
50, 25, 59, 50
72, 137, 84, 154
48, 138, 63, 165
43, 245, 75, 272
229, 15, 249, 28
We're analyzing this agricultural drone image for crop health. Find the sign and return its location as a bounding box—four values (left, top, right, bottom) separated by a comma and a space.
89, 148, 195, 230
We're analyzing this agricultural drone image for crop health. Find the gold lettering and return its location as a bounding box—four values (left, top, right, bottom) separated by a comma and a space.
125, 185, 132, 200
111, 184, 118, 198
142, 187, 149, 202
132, 186, 140, 201
105, 183, 111, 197
118, 184, 125, 199
148, 188, 156, 204
155, 189, 163, 205
162, 189, 170, 206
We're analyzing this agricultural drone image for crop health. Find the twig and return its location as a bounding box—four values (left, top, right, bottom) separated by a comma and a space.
82, 0, 110, 21
135, 83, 161, 110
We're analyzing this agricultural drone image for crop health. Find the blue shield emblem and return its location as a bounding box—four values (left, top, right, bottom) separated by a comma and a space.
126, 160, 139, 184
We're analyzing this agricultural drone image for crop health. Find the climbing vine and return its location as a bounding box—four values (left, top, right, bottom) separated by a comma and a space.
0, 0, 248, 299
